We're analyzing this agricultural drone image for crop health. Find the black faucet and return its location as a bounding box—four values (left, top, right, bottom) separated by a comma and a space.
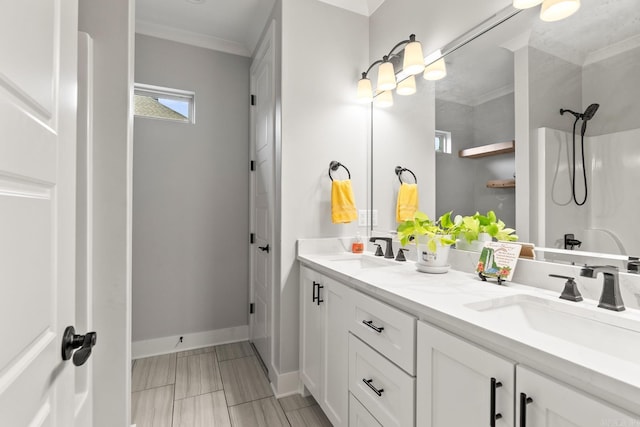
369, 237, 394, 259
564, 233, 582, 250
579, 265, 625, 311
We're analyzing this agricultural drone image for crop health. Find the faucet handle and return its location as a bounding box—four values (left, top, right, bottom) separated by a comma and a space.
549, 274, 583, 302
373, 244, 384, 257
396, 248, 408, 262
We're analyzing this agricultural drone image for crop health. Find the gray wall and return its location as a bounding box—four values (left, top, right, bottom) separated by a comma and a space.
133, 34, 250, 342
582, 46, 640, 136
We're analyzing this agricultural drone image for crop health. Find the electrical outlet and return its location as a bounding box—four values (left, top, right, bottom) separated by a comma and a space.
358, 210, 378, 227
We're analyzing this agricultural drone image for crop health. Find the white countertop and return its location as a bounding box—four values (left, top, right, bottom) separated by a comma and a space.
297, 242, 640, 416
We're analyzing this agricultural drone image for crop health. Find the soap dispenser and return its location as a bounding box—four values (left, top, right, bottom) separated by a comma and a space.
352, 234, 364, 254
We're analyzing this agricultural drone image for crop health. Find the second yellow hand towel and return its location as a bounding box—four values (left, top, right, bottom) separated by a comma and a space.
331, 179, 358, 224
396, 182, 418, 222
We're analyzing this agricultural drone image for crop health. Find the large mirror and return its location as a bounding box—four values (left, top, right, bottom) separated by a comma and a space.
371, 0, 640, 262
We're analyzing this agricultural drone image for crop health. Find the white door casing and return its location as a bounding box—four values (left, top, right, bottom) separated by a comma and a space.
0, 0, 80, 426
249, 21, 276, 377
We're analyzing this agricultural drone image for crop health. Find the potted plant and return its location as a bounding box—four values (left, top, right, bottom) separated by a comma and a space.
397, 211, 464, 272
457, 210, 518, 252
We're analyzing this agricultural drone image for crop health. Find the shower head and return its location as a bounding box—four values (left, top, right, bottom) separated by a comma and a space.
582, 103, 599, 121
580, 103, 599, 136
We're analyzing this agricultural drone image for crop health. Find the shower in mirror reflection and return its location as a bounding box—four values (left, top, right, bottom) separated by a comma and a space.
559, 103, 600, 206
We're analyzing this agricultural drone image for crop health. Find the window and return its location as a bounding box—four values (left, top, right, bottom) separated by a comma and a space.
134, 83, 195, 123
435, 130, 452, 154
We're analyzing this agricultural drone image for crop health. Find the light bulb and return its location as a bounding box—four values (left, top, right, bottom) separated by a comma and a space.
423, 58, 447, 81
356, 77, 373, 103
377, 61, 397, 91
396, 75, 416, 96
375, 91, 393, 108
402, 40, 425, 75
540, 0, 580, 22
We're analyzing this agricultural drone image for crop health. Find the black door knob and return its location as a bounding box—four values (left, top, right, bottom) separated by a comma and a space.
61, 326, 97, 367
258, 244, 270, 253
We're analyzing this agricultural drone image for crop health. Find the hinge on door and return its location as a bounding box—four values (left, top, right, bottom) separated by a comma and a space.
250, 233, 255, 244
250, 94, 256, 106
250, 160, 256, 171
249, 303, 255, 314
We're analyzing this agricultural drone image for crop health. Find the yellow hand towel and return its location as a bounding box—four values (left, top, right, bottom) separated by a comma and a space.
396, 182, 419, 223
331, 179, 358, 224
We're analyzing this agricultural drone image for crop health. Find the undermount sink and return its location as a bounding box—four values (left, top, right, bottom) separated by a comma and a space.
326, 253, 397, 270
466, 294, 640, 364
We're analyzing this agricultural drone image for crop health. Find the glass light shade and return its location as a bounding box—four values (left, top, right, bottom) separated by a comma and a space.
513, 0, 543, 8
396, 76, 416, 96
356, 78, 373, 103
374, 91, 393, 108
540, 0, 580, 22
402, 41, 425, 75
377, 61, 397, 91
423, 58, 447, 81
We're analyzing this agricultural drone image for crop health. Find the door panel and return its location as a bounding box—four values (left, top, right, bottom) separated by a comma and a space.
250, 21, 275, 375
0, 0, 78, 425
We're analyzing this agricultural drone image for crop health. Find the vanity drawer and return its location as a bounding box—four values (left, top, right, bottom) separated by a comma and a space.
349, 334, 415, 427
349, 289, 416, 374
349, 393, 382, 427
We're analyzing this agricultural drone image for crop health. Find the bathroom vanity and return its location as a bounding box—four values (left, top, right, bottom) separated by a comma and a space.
298, 238, 640, 427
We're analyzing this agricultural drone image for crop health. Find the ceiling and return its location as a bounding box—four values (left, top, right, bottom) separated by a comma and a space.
136, 0, 385, 57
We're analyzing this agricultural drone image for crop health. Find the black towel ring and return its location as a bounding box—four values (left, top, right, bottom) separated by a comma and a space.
329, 161, 351, 181
395, 166, 417, 184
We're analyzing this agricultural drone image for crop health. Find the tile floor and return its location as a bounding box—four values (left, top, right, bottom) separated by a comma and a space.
131, 341, 333, 427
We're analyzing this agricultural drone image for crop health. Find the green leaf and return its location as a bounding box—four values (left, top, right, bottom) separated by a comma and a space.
427, 239, 437, 253
487, 210, 497, 223
485, 223, 499, 237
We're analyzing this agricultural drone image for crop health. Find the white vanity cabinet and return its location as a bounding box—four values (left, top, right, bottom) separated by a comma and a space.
299, 266, 350, 427
417, 321, 515, 427
516, 366, 639, 427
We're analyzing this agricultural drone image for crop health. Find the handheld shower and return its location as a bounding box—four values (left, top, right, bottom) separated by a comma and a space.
559, 103, 600, 206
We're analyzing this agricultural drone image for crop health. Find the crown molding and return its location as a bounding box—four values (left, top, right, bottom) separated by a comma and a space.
136, 19, 250, 57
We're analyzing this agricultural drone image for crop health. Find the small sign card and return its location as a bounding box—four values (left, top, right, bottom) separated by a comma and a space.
476, 241, 522, 282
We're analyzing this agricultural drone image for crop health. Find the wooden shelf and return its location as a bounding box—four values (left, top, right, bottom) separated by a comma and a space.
458, 141, 515, 158
487, 179, 515, 188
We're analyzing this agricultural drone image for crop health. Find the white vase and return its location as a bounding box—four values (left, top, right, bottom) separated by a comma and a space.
416, 236, 451, 270
456, 232, 492, 252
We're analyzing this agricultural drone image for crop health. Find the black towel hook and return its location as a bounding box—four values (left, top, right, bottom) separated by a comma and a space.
395, 166, 417, 184
329, 161, 351, 181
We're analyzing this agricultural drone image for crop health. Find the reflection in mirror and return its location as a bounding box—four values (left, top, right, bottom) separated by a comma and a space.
370, 0, 640, 267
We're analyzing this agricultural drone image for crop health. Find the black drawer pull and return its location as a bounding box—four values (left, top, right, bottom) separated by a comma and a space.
519, 392, 533, 427
316, 284, 324, 305
312, 281, 319, 303
363, 378, 384, 396
490, 377, 503, 427
362, 320, 384, 333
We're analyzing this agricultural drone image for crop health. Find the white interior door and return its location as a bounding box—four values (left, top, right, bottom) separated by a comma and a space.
249, 21, 276, 376
0, 1, 81, 426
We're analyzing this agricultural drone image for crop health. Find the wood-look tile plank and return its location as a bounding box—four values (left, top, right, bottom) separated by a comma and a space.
215, 341, 254, 362
286, 405, 332, 427
278, 394, 317, 412
131, 385, 174, 427
177, 346, 216, 358
132, 354, 177, 392
229, 397, 289, 427
175, 351, 223, 400
219, 356, 272, 406
173, 390, 231, 427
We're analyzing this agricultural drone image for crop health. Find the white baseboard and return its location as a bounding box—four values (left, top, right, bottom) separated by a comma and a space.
270, 368, 300, 398
132, 325, 249, 359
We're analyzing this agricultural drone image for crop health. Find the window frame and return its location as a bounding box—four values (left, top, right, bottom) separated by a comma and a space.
134, 83, 196, 124
435, 129, 452, 154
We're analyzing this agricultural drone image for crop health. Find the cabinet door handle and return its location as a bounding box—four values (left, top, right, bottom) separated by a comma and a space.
362, 320, 384, 333
490, 377, 503, 427
362, 378, 384, 396
316, 284, 324, 305
519, 392, 533, 427
312, 281, 318, 303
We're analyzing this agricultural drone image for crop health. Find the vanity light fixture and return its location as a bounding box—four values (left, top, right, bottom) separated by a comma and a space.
423, 50, 447, 81
513, 0, 580, 22
540, 0, 580, 22
356, 34, 425, 103
396, 75, 417, 96
374, 90, 394, 107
